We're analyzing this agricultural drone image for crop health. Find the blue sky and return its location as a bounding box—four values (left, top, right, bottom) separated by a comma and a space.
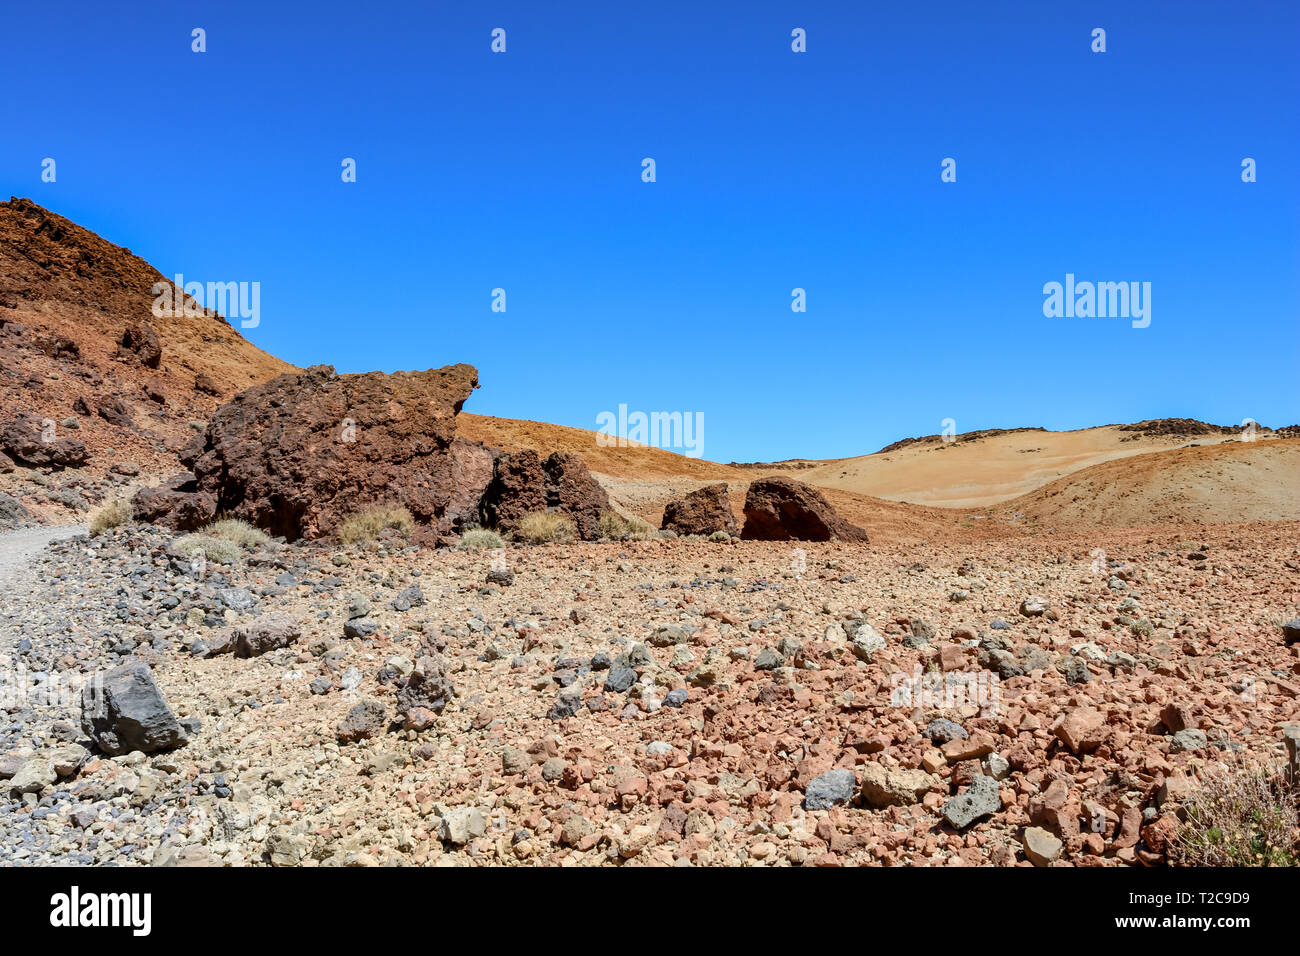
3, 0, 1296, 462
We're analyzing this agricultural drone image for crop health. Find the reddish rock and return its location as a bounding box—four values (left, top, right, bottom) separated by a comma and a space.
478, 449, 610, 540
131, 472, 217, 531
193, 373, 221, 396
0, 412, 88, 468
660, 483, 738, 536
1054, 707, 1106, 754
119, 321, 161, 368
96, 396, 134, 428
740, 477, 868, 542
144, 363, 480, 540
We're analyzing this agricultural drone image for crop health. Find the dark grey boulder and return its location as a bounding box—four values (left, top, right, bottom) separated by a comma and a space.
81, 662, 188, 756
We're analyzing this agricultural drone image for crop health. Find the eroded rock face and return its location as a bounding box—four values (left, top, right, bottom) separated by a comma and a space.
478, 449, 610, 540
660, 483, 737, 536
740, 476, 868, 542
0, 412, 89, 468
172, 364, 479, 540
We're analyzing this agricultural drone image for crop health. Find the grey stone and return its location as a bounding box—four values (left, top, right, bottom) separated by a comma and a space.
805, 768, 856, 810
941, 775, 1000, 829
81, 662, 189, 756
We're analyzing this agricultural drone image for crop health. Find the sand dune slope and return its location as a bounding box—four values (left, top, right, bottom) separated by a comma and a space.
1002, 439, 1300, 528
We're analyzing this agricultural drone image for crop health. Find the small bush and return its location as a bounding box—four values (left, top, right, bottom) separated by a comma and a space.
598, 511, 656, 541
203, 517, 271, 550
1171, 757, 1299, 867
514, 511, 576, 545
338, 503, 415, 546
173, 534, 243, 564
457, 528, 506, 550
89, 499, 132, 536
708, 530, 732, 542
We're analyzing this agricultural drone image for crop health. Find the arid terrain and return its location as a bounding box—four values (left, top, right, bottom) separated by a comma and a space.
1, 199, 1297, 867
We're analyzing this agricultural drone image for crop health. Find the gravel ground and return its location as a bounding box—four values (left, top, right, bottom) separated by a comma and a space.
1, 521, 1297, 867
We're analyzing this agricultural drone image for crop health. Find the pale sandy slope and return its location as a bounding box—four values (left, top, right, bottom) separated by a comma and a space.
790, 426, 1264, 508
1002, 439, 1300, 527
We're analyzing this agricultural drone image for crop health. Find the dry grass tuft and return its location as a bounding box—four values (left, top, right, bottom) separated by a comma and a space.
1171, 755, 1299, 867
337, 504, 415, 546
514, 511, 576, 545
88, 499, 132, 536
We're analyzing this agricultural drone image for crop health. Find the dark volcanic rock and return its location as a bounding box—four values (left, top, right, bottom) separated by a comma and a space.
0, 412, 89, 467
131, 472, 216, 531
81, 662, 188, 756
660, 483, 737, 536
740, 477, 868, 542
137, 363, 480, 540
479, 449, 610, 541
119, 321, 162, 368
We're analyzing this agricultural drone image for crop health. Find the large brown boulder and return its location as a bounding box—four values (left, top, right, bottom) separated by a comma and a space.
740, 477, 868, 542
151, 363, 480, 540
131, 472, 217, 531
0, 412, 88, 468
478, 449, 610, 540
661, 483, 737, 536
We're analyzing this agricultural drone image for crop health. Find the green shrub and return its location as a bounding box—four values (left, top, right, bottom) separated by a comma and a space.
457, 528, 506, 550
338, 503, 415, 546
202, 517, 271, 549
709, 530, 732, 542
173, 534, 243, 564
88, 499, 132, 536
514, 511, 576, 545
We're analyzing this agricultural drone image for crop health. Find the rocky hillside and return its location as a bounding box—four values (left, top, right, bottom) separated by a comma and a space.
0, 197, 294, 485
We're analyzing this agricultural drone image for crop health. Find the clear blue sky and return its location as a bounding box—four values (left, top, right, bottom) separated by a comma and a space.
3, 0, 1296, 462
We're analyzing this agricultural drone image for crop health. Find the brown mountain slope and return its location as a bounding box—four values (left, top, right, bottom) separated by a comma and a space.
458, 413, 746, 481
0, 197, 297, 473
1001, 438, 1300, 528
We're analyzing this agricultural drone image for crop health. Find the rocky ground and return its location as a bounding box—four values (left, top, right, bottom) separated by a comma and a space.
2, 519, 1297, 866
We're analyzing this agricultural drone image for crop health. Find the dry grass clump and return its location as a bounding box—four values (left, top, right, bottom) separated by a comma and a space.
202, 517, 271, 549
88, 499, 132, 536
337, 504, 415, 546
597, 511, 656, 541
173, 534, 243, 564
514, 511, 576, 545
1171, 755, 1299, 867
457, 528, 506, 550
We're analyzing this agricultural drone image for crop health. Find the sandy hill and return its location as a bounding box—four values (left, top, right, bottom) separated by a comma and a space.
778, 422, 1287, 509
1001, 438, 1300, 528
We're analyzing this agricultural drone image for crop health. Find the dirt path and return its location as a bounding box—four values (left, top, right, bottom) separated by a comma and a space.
0, 524, 86, 594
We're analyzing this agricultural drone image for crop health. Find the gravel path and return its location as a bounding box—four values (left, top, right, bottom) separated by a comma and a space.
0, 525, 87, 597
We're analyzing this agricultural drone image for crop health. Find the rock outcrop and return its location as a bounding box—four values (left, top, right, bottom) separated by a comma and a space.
148, 363, 480, 540
130, 363, 613, 543
740, 476, 868, 542
660, 483, 737, 536
478, 449, 610, 540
